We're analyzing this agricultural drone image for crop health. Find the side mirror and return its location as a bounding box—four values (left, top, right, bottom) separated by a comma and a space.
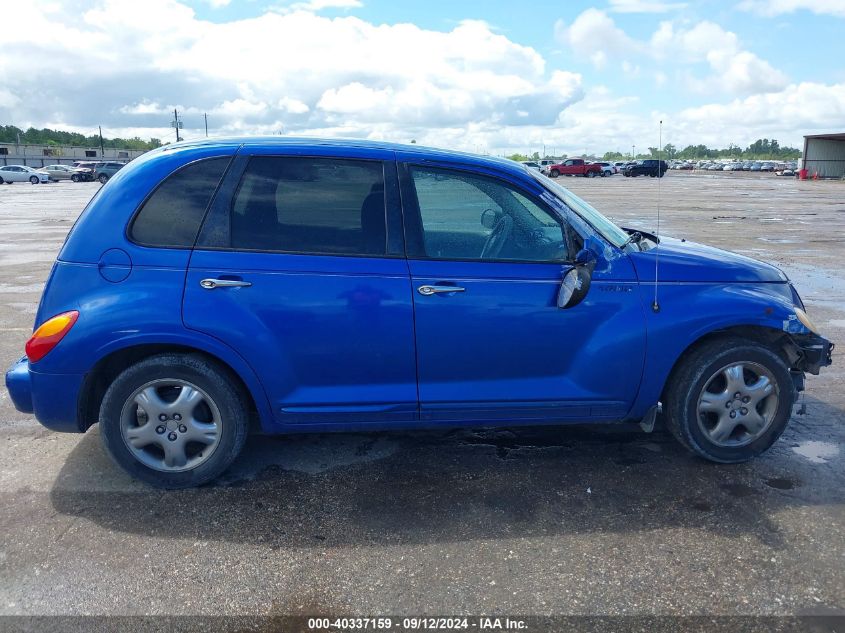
557, 248, 595, 310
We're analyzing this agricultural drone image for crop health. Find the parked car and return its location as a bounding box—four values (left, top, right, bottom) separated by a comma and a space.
0, 165, 50, 184
71, 161, 97, 182
520, 161, 541, 171
93, 161, 126, 183
39, 165, 76, 181
592, 162, 616, 177
5, 138, 833, 488
623, 160, 668, 177
547, 158, 602, 178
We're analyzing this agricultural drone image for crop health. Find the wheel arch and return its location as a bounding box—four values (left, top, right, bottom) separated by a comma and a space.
77, 341, 272, 434
659, 324, 799, 403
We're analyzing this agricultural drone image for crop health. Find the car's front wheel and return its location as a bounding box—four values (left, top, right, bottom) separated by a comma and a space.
29, 176, 39, 184
550, 169, 559, 178
71, 174, 80, 182
98, 174, 109, 184
100, 353, 249, 488
664, 337, 794, 463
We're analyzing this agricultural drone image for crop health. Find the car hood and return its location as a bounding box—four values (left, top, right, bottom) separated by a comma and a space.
628, 236, 787, 283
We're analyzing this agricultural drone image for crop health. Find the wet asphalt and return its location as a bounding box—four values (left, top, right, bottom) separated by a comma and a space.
0, 173, 842, 618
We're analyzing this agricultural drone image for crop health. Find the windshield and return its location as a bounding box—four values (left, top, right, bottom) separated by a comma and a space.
528, 169, 630, 248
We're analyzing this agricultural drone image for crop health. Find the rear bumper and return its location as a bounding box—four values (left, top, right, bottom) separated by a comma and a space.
5, 357, 85, 432
6, 357, 33, 413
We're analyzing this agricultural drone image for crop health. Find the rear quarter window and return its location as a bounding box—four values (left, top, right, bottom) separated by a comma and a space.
130, 157, 230, 248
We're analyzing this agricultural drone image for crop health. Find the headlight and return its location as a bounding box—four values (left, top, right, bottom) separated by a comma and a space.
794, 307, 819, 334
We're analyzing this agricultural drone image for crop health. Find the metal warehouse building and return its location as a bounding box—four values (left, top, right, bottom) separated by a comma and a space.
802, 133, 845, 179
0, 143, 147, 167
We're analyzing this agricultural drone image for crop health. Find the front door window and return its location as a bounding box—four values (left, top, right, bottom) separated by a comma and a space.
408, 166, 573, 262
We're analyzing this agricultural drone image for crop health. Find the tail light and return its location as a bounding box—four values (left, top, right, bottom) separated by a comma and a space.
25, 311, 79, 363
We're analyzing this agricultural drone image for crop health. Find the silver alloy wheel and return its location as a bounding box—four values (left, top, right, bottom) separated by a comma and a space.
119, 378, 222, 472
696, 361, 779, 447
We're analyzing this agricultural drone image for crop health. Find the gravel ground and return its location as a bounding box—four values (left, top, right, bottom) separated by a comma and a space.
0, 173, 842, 622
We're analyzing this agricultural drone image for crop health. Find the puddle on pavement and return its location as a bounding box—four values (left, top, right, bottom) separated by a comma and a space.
791, 441, 840, 464
765, 478, 798, 490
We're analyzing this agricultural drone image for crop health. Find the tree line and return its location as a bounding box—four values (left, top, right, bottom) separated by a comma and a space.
508, 138, 801, 163
605, 138, 801, 161
0, 125, 162, 151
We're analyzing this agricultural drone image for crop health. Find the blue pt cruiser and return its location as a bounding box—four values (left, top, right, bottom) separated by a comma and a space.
5, 138, 834, 488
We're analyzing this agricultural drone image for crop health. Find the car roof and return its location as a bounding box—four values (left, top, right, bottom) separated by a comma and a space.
159, 136, 526, 176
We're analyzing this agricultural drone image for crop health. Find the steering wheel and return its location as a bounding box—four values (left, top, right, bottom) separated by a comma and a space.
480, 215, 513, 259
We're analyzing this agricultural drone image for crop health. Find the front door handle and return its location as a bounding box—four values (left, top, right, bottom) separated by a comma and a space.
200, 278, 252, 290
417, 285, 466, 296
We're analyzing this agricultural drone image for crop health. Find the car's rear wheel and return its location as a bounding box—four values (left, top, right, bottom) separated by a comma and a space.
98, 174, 109, 184
600, 170, 607, 177
100, 354, 249, 488
664, 337, 794, 463
550, 169, 559, 178
29, 176, 39, 184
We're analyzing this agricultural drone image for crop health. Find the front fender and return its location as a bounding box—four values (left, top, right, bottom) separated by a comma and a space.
629, 281, 798, 418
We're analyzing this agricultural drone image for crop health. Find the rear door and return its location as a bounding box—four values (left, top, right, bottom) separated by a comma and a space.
183, 148, 418, 429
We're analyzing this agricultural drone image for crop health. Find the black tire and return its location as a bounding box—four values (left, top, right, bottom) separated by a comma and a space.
550, 169, 559, 178
98, 173, 109, 184
0, 177, 4, 184
600, 170, 607, 177
99, 353, 249, 488
71, 174, 80, 182
30, 175, 39, 184
664, 337, 795, 463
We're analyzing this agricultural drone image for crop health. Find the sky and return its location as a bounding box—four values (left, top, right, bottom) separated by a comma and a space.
1, 0, 844, 156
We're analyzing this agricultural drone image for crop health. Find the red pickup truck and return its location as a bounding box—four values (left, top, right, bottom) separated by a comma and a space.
547, 159, 602, 178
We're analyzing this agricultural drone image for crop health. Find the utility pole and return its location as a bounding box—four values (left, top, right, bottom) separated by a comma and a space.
632, 144, 636, 159
204, 113, 208, 138
99, 126, 105, 157
172, 109, 182, 142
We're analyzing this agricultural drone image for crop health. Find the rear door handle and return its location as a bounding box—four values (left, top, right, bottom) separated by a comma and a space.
200, 278, 252, 289
417, 285, 466, 296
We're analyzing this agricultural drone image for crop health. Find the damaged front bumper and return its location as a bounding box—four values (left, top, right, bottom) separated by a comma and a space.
792, 333, 834, 375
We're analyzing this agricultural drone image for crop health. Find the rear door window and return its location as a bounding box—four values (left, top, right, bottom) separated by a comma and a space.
230, 157, 387, 256
130, 157, 230, 248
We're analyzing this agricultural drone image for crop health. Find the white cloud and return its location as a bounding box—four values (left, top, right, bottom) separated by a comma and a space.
608, 0, 687, 13
0, 1, 583, 153
557, 10, 787, 96
738, 0, 845, 17
275, 0, 363, 14
674, 82, 845, 144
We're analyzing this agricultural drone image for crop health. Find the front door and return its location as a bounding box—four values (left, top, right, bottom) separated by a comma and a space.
399, 161, 646, 423
183, 151, 418, 428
